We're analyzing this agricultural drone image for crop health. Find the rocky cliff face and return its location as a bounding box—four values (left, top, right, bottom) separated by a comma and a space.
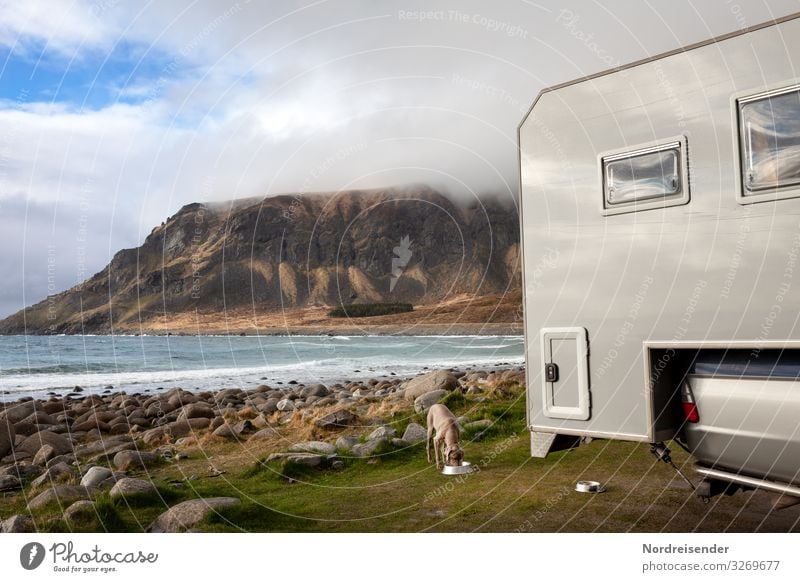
0, 186, 520, 334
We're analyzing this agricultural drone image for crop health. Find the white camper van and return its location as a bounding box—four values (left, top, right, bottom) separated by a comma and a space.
519, 13, 800, 499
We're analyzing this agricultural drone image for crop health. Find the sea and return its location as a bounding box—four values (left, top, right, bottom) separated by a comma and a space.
0, 335, 525, 401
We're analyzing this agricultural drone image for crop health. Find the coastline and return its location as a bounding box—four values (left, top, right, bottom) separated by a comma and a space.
0, 322, 523, 338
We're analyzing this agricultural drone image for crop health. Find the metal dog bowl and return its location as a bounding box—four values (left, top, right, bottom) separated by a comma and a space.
442, 461, 475, 475
575, 480, 605, 493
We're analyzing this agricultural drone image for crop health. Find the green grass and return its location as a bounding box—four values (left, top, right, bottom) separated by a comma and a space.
327, 303, 413, 318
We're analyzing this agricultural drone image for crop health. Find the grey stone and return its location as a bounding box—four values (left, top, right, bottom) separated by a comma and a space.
300, 384, 329, 398
315, 409, 357, 430
141, 418, 211, 446
289, 441, 336, 455
351, 438, 388, 458
335, 435, 359, 451
113, 450, 158, 471
28, 485, 95, 511
63, 500, 96, 523
17, 430, 73, 456
147, 497, 240, 533
0, 474, 21, 491
0, 462, 43, 481
73, 435, 134, 460
233, 420, 255, 435
0, 514, 35, 533
402, 422, 427, 444
110, 477, 156, 499
249, 427, 280, 440
31, 462, 75, 488
404, 370, 459, 401
413, 389, 448, 413
32, 443, 57, 466
265, 452, 323, 467
212, 424, 237, 439
368, 426, 397, 440
0, 415, 15, 458
276, 399, 295, 411
1, 401, 36, 423
177, 403, 216, 421
80, 466, 113, 488
257, 399, 279, 414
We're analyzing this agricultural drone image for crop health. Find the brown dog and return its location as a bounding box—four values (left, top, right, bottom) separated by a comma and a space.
426, 403, 464, 469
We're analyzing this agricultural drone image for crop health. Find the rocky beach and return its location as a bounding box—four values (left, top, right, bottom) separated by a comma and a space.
0, 366, 524, 533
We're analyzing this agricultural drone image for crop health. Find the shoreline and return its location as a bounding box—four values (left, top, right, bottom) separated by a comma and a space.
0, 360, 523, 405
0, 323, 523, 337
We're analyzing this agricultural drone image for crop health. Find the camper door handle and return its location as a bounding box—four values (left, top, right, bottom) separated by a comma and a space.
545, 363, 559, 383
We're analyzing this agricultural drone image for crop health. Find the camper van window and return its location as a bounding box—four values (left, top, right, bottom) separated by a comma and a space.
602, 143, 682, 208
739, 86, 800, 194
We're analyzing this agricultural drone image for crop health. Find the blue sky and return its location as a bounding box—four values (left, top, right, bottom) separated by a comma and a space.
0, 40, 174, 108
1, 0, 799, 318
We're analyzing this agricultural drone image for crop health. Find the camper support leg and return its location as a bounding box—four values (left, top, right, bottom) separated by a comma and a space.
649, 442, 697, 491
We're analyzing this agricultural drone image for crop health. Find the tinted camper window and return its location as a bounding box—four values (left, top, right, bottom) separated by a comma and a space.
739, 86, 800, 196
600, 139, 688, 215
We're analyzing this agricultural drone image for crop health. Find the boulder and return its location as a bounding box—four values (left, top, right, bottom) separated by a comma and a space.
177, 403, 216, 421
413, 390, 448, 413
28, 485, 94, 511
0, 514, 35, 533
351, 438, 388, 458
289, 441, 336, 455
18, 430, 73, 456
1, 401, 37, 423
368, 426, 397, 440
113, 450, 158, 472
314, 409, 357, 430
0, 416, 16, 458
402, 422, 427, 444
335, 435, 359, 451
80, 466, 113, 488
0, 462, 44, 481
0, 474, 21, 492
11, 421, 38, 437
265, 452, 324, 467
404, 370, 458, 401
212, 424, 237, 439
147, 497, 240, 533
257, 399, 279, 414
300, 384, 329, 398
73, 435, 134, 460
31, 462, 76, 488
276, 399, 295, 411
23, 410, 56, 426
249, 427, 280, 440
63, 500, 96, 523
32, 444, 57, 466
110, 477, 156, 499
141, 418, 211, 446
233, 420, 255, 436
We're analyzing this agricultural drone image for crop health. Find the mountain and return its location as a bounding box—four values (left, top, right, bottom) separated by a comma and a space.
0, 185, 521, 334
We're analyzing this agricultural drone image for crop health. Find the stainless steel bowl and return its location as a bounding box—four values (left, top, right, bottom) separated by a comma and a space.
441, 461, 475, 475
575, 480, 606, 493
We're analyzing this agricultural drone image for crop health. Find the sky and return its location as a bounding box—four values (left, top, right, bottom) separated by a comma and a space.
1, 0, 799, 319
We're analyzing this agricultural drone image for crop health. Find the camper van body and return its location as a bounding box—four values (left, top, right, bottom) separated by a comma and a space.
519, 14, 800, 494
